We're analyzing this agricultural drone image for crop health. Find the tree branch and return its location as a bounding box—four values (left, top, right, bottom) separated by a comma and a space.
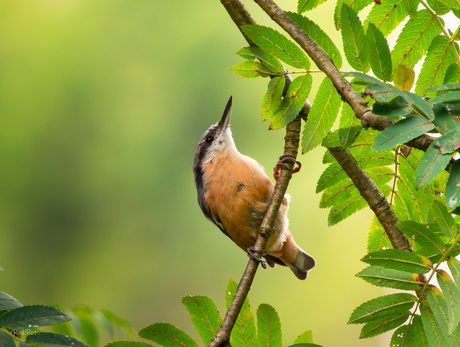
209, 1, 307, 346
251, 0, 435, 153
328, 146, 413, 252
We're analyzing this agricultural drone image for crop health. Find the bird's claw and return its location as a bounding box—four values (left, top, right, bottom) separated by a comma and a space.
247, 247, 267, 269
273, 155, 301, 181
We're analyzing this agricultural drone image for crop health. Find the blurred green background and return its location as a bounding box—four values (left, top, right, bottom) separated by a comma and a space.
0, 0, 387, 346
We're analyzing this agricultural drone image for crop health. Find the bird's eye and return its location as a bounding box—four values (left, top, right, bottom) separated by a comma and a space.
205, 136, 213, 143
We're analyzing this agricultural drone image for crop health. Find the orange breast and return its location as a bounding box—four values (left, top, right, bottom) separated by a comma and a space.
203, 150, 274, 251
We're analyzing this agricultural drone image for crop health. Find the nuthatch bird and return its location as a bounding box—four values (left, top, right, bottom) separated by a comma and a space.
193, 97, 315, 280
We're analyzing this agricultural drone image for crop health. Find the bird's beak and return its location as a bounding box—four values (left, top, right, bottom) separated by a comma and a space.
219, 96, 232, 131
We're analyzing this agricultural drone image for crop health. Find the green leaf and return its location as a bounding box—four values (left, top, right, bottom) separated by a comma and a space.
391, 10, 442, 74
271, 74, 312, 129
0, 293, 23, 311
236, 47, 284, 74
432, 199, 457, 239
262, 76, 285, 122
361, 249, 432, 274
429, 91, 460, 106
401, 91, 435, 120
287, 344, 323, 347
363, 0, 410, 37
415, 144, 453, 189
394, 64, 415, 91
226, 279, 256, 347
302, 76, 341, 152
0, 331, 16, 347
428, 0, 451, 14
105, 342, 153, 347
432, 103, 458, 134
367, 216, 392, 253
181, 295, 222, 346
401, 0, 420, 19
348, 293, 417, 324
372, 116, 434, 151
139, 323, 199, 347
360, 310, 411, 338
231, 61, 265, 78
397, 221, 446, 254
426, 284, 460, 346
100, 309, 135, 337
286, 12, 342, 68
443, 64, 460, 85
415, 36, 457, 97
438, 0, 460, 10
26, 333, 90, 347
257, 304, 282, 347
341, 4, 370, 72
293, 331, 313, 344
339, 102, 362, 149
297, 0, 327, 13
447, 257, 460, 286
356, 266, 423, 290
426, 82, 460, 93
437, 270, 460, 335
411, 315, 429, 347
241, 25, 310, 70
390, 324, 417, 347
372, 95, 413, 119
0, 305, 70, 330
343, 71, 385, 86
334, 0, 344, 30
366, 22, 392, 82
420, 304, 449, 347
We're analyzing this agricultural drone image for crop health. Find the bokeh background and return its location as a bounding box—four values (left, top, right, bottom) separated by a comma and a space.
2, 0, 446, 346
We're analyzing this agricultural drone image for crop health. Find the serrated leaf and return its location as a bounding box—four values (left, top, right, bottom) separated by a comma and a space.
348, 293, 417, 324
343, 71, 386, 85
426, 82, 460, 93
302, 77, 341, 152
364, 0, 409, 37
356, 266, 423, 290
287, 12, 342, 68
26, 333, 90, 347
181, 295, 222, 346
297, 0, 327, 13
433, 126, 460, 154
429, 91, 460, 106
372, 116, 434, 151
428, 0, 451, 14
397, 221, 446, 255
432, 103, 458, 134
226, 279, 256, 347
401, 90, 435, 120
257, 304, 281, 347
0, 293, 23, 311
262, 76, 285, 121
401, 0, 420, 19
139, 323, 199, 347
242, 25, 310, 70
426, 284, 460, 346
411, 315, 430, 347
293, 331, 313, 344
236, 47, 284, 74
390, 324, 417, 347
444, 64, 460, 85
334, 0, 344, 30
447, 257, 460, 286
438, 0, 460, 10
339, 102, 362, 148
366, 22, 392, 82
372, 95, 413, 119
0, 305, 70, 330
360, 310, 411, 338
420, 304, 449, 347
432, 199, 457, 239
437, 270, 460, 335
367, 216, 392, 252
361, 249, 432, 274
271, 74, 312, 129
341, 4, 370, 72
231, 61, 265, 78
0, 331, 15, 347
394, 64, 415, 91
415, 144, 453, 189
391, 10, 442, 74
415, 36, 457, 97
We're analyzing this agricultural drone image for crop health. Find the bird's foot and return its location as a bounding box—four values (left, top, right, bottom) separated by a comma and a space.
247, 247, 267, 269
273, 155, 301, 181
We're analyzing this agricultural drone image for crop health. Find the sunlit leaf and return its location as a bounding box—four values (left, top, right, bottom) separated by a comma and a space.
397, 221, 446, 255
420, 304, 449, 347
257, 304, 282, 347
348, 293, 417, 324
293, 330, 313, 343
361, 249, 432, 274
262, 76, 285, 122
297, 0, 328, 14
139, 323, 199, 347
360, 310, 411, 338
356, 266, 423, 290
366, 22, 392, 82
415, 144, 453, 189
437, 270, 460, 335
394, 64, 415, 91
447, 257, 460, 286
432, 199, 457, 239
364, 0, 410, 37
236, 46, 284, 74
367, 216, 392, 253
231, 61, 265, 78
339, 102, 362, 148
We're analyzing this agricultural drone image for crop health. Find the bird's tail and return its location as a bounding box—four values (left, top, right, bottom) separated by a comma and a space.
280, 235, 316, 280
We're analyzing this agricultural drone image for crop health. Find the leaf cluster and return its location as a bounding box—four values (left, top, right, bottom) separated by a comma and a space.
108, 279, 323, 347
